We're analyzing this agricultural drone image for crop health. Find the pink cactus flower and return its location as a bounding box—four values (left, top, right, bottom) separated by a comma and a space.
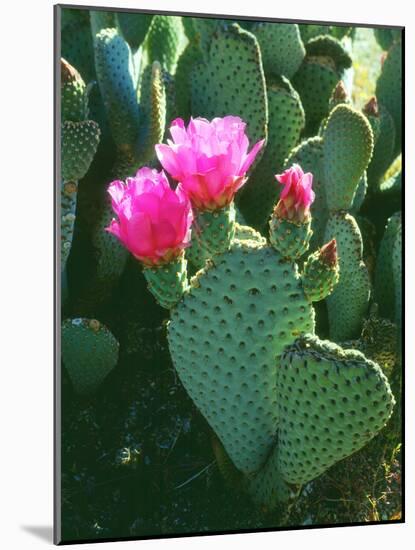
155, 116, 265, 211
274, 164, 315, 222
106, 167, 193, 266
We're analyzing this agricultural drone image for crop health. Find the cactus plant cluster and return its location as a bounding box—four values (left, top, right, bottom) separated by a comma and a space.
59, 8, 402, 536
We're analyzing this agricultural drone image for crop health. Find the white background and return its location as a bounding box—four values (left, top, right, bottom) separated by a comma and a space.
0, 0, 411, 547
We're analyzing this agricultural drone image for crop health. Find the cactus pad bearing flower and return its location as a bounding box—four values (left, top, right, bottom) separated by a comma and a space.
270, 164, 315, 259
106, 167, 194, 309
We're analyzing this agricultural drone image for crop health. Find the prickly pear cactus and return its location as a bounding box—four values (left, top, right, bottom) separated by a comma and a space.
59, 11, 402, 533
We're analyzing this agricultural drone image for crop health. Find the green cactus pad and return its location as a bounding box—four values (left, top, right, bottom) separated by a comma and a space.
62, 318, 119, 395
61, 120, 101, 182
367, 104, 396, 188
269, 217, 312, 261
277, 334, 395, 485
61, 181, 78, 271
244, 444, 298, 508
61, 12, 95, 84
322, 105, 373, 211
168, 239, 315, 474
145, 15, 186, 74
251, 22, 305, 79
191, 23, 267, 154
302, 246, 339, 303
284, 137, 326, 250
293, 57, 340, 136
175, 42, 203, 120
376, 41, 402, 155
191, 18, 222, 59
137, 61, 166, 163
93, 28, 140, 153
143, 255, 189, 310
374, 212, 401, 320
238, 76, 305, 230
324, 212, 371, 341
61, 59, 88, 122
186, 204, 236, 269
304, 35, 352, 72
116, 12, 153, 51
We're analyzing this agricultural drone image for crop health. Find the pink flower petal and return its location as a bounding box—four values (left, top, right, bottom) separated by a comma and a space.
156, 116, 266, 210
155, 144, 182, 179
126, 212, 155, 257
107, 180, 126, 209
133, 192, 161, 222
239, 139, 265, 174
154, 220, 178, 251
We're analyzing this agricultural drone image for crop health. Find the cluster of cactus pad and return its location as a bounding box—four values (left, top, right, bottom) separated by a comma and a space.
60, 8, 402, 511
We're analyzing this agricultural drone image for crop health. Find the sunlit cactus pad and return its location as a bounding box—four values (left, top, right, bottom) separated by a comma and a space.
277, 334, 395, 484
168, 239, 315, 474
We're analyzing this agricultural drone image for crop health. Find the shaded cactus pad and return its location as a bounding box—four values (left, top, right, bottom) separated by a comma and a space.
61, 120, 101, 182
62, 318, 119, 395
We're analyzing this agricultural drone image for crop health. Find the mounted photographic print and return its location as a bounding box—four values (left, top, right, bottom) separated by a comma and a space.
55, 3, 404, 544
